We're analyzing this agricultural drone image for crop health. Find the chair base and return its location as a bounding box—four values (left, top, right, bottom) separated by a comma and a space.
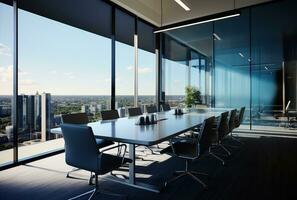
69, 174, 126, 200
68, 188, 126, 200
165, 170, 208, 189
209, 152, 225, 165
230, 133, 244, 145
67, 168, 94, 185
165, 160, 208, 189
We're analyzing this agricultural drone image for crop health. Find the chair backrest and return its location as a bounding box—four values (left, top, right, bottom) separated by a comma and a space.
61, 113, 89, 124
146, 105, 157, 113
286, 100, 291, 112
61, 124, 98, 172
229, 109, 237, 131
198, 116, 216, 155
128, 107, 143, 117
238, 107, 245, 124
161, 103, 171, 111
217, 111, 229, 140
101, 110, 119, 120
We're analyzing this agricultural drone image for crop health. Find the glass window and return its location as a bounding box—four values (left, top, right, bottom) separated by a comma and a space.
0, 2, 13, 166
18, 9, 111, 160
115, 41, 134, 115
138, 49, 156, 109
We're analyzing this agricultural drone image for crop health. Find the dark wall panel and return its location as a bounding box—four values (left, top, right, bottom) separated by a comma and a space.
18, 0, 112, 38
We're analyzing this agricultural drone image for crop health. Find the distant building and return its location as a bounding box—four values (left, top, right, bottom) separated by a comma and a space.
41, 93, 53, 142
81, 104, 89, 114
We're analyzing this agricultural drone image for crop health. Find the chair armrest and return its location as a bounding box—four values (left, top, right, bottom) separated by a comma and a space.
100, 144, 127, 164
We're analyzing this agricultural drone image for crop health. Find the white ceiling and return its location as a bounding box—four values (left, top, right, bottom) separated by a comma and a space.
110, 0, 273, 27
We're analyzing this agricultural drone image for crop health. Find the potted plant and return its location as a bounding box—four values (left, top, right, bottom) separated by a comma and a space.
185, 86, 202, 108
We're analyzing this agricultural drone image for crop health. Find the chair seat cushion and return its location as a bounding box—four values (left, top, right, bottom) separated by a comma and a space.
98, 153, 132, 175
161, 141, 198, 159
95, 139, 114, 149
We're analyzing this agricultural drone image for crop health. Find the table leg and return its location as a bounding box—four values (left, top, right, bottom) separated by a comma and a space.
103, 143, 161, 193
129, 144, 135, 184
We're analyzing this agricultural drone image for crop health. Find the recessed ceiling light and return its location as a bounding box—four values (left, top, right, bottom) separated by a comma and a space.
154, 12, 240, 33
213, 33, 222, 41
175, 0, 191, 11
238, 52, 244, 58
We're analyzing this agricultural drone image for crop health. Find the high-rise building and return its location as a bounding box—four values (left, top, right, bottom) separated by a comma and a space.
34, 92, 41, 131
41, 93, 53, 142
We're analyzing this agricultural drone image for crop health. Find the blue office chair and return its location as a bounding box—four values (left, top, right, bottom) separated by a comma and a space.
145, 105, 157, 113
161, 116, 216, 189
161, 103, 171, 112
101, 110, 120, 120
229, 109, 244, 145
207, 111, 230, 165
61, 113, 114, 182
61, 124, 131, 200
127, 107, 143, 117
62, 113, 114, 149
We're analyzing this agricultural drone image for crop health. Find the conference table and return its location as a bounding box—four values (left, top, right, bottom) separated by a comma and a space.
52, 108, 230, 193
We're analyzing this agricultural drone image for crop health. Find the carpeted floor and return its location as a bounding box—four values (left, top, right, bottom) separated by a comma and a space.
1, 135, 297, 200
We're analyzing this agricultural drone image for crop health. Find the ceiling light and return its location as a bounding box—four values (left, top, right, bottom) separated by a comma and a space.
238, 52, 244, 58
154, 12, 240, 33
213, 33, 222, 40
175, 0, 190, 11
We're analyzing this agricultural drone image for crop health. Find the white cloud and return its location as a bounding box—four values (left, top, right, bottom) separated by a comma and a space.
50, 70, 57, 74
126, 65, 152, 74
0, 43, 11, 57
20, 79, 37, 86
0, 65, 13, 82
64, 72, 76, 79
139, 67, 152, 74
126, 66, 133, 71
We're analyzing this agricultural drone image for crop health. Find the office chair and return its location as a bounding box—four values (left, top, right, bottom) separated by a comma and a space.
146, 105, 157, 113
127, 107, 157, 156
161, 103, 171, 111
61, 113, 114, 183
100, 110, 120, 120
161, 116, 216, 189
207, 111, 230, 165
61, 124, 131, 200
235, 107, 246, 128
228, 109, 243, 145
127, 107, 143, 117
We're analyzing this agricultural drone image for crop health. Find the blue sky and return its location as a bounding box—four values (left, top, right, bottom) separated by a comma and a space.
0, 3, 157, 96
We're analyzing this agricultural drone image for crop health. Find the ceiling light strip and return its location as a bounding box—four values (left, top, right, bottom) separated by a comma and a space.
175, 0, 191, 11
154, 13, 240, 33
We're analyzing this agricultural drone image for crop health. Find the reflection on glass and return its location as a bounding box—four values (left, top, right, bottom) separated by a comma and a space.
214, 9, 250, 125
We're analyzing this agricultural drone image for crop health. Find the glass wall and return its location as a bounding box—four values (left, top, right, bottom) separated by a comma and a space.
138, 49, 156, 108
251, 0, 297, 131
0, 2, 13, 166
17, 8, 111, 160
162, 22, 213, 108
162, 0, 297, 133
214, 9, 250, 124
